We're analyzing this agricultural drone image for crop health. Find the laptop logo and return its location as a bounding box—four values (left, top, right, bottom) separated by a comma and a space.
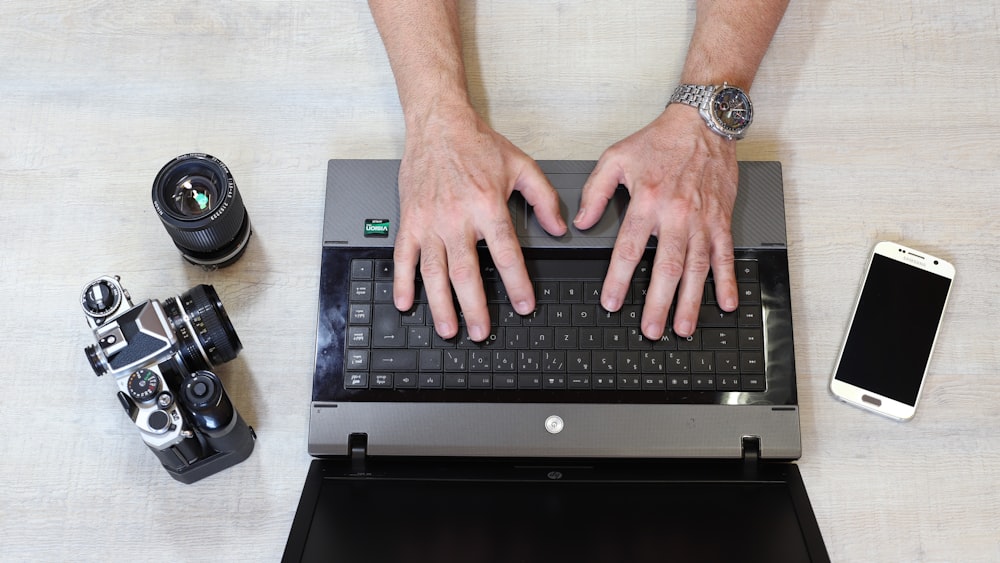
364, 219, 390, 237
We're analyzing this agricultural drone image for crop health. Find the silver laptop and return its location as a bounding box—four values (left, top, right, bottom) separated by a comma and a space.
284, 160, 828, 562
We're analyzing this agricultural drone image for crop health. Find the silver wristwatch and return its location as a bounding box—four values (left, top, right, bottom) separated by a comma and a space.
669, 83, 753, 140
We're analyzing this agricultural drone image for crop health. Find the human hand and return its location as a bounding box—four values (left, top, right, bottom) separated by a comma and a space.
393, 105, 567, 341
574, 104, 740, 340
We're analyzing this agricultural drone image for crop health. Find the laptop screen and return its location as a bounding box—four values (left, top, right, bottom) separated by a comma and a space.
284, 459, 827, 563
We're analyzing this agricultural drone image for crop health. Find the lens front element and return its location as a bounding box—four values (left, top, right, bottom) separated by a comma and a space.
171, 175, 219, 218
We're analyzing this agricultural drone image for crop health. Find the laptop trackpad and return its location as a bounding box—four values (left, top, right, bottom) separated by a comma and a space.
520, 173, 629, 241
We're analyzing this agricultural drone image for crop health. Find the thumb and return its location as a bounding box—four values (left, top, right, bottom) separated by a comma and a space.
575, 156, 623, 230
515, 161, 568, 237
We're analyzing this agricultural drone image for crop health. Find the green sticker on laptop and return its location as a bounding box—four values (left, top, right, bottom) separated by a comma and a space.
364, 219, 390, 237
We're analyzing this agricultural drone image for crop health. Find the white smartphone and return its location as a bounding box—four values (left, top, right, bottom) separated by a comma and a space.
830, 241, 955, 420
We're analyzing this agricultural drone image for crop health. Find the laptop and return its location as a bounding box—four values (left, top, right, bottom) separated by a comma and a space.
283, 160, 828, 562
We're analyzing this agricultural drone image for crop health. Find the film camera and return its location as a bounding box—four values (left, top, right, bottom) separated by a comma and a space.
82, 276, 256, 483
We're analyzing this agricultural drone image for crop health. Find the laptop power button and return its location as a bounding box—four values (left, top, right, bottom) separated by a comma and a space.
545, 415, 564, 434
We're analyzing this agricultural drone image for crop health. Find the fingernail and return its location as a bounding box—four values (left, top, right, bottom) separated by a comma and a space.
603, 296, 620, 311
643, 324, 663, 340
469, 324, 486, 342
724, 297, 738, 311
678, 320, 693, 337
436, 321, 454, 338
515, 300, 533, 315
573, 208, 586, 225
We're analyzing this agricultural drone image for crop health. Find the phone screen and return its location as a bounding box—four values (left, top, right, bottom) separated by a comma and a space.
834, 254, 952, 406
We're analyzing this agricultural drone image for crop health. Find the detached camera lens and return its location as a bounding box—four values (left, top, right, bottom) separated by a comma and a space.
152, 154, 252, 269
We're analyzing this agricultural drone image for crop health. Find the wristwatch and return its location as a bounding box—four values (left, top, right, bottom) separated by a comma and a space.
668, 83, 753, 140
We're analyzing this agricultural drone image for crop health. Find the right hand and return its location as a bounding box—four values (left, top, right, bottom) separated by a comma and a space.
392, 104, 567, 341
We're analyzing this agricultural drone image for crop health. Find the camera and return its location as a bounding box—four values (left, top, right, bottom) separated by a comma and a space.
82, 275, 256, 483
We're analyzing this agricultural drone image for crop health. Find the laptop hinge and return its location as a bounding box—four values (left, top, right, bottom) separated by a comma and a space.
741, 435, 761, 479
348, 433, 368, 474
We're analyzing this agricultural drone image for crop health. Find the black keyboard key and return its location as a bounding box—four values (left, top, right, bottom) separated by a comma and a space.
469, 374, 492, 389
345, 372, 368, 389
347, 327, 369, 348
530, 327, 554, 348
350, 281, 372, 302
407, 326, 431, 348
419, 349, 442, 372
418, 373, 442, 389
518, 351, 541, 372
443, 350, 467, 371
739, 328, 764, 350
702, 329, 738, 350
617, 375, 642, 390
691, 351, 714, 373
374, 259, 393, 279
493, 351, 516, 372
698, 307, 738, 327
738, 282, 761, 304
518, 374, 542, 389
444, 373, 468, 389
372, 304, 406, 347
642, 374, 666, 390
542, 374, 567, 389
560, 281, 583, 303
735, 261, 758, 282
395, 373, 417, 388
494, 374, 517, 389
692, 374, 716, 390
667, 374, 691, 390
547, 305, 572, 326
555, 328, 579, 349
469, 350, 491, 372
372, 349, 417, 371
373, 281, 394, 302
349, 304, 371, 325
741, 351, 765, 374
742, 374, 765, 391
351, 259, 373, 280
371, 374, 393, 389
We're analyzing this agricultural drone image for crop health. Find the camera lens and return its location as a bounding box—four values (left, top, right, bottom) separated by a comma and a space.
163, 284, 242, 371
152, 154, 252, 269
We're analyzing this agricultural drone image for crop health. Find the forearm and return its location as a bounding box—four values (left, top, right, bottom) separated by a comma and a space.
681, 0, 790, 88
368, 0, 473, 127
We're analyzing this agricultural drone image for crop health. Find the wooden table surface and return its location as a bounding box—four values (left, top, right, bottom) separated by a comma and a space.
1, 1, 997, 561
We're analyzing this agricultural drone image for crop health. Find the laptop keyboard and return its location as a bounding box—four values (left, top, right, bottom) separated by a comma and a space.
342, 257, 766, 394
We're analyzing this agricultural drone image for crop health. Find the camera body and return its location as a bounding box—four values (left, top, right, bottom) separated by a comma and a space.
82, 276, 255, 483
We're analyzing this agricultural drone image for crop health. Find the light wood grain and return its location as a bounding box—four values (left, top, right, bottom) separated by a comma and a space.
1, 1, 998, 561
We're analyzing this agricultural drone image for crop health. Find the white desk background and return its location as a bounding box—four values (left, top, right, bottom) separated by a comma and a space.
1, 2, 997, 561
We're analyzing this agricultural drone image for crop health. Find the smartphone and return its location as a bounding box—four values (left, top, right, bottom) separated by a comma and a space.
830, 241, 955, 420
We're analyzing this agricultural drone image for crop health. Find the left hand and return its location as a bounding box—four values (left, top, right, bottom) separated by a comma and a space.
574, 103, 741, 340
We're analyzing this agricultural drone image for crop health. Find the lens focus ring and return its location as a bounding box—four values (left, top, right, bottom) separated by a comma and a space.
180, 284, 242, 366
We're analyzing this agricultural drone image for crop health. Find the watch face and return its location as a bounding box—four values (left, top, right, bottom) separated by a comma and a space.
711, 87, 753, 136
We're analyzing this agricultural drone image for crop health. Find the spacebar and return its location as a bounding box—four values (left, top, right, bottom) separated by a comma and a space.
371, 350, 418, 371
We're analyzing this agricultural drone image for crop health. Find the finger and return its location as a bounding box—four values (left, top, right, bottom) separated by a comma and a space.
601, 208, 654, 312
640, 226, 686, 339
671, 233, 713, 338
576, 155, 623, 230
710, 229, 739, 312
419, 243, 460, 339
446, 240, 492, 342
392, 228, 419, 312
515, 161, 567, 237
484, 214, 535, 316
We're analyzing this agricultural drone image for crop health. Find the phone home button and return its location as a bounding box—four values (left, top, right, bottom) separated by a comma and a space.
862, 394, 883, 407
